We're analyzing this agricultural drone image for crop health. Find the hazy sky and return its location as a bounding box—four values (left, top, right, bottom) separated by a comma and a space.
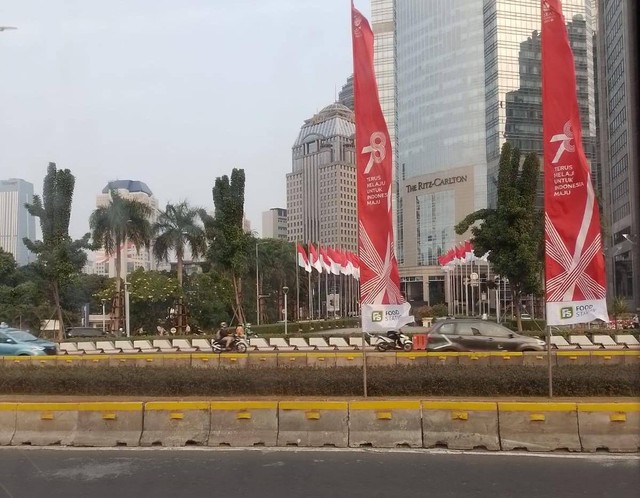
0, 0, 369, 239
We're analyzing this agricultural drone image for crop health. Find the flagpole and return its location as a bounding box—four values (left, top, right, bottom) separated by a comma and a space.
547, 325, 553, 398
308, 271, 312, 321
296, 241, 300, 322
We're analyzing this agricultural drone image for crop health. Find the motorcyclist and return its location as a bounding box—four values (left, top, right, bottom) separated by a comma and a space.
386, 330, 402, 348
215, 322, 235, 351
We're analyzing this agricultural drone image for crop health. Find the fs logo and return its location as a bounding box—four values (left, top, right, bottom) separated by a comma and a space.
371, 311, 383, 322
560, 307, 574, 320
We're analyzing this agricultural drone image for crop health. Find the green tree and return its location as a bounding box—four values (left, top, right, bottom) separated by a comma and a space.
183, 271, 234, 331
152, 201, 207, 287
455, 143, 543, 331
609, 296, 628, 330
203, 169, 251, 325
89, 189, 153, 329
23, 162, 91, 339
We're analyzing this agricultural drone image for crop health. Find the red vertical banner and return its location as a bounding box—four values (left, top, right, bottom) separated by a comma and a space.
351, 2, 412, 331
542, 0, 608, 325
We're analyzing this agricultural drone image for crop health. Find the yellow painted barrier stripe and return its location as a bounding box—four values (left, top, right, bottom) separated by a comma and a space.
191, 354, 218, 360
0, 403, 17, 411
145, 402, 210, 411
423, 401, 496, 411
425, 352, 460, 357
350, 401, 421, 410
557, 351, 590, 356
591, 351, 626, 356
76, 402, 142, 411
211, 401, 278, 410
487, 352, 523, 357
219, 353, 248, 359
397, 352, 429, 358
499, 402, 577, 412
280, 401, 347, 411
15, 403, 79, 411
578, 403, 640, 412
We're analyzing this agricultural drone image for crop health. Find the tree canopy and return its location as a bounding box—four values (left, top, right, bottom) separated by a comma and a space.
455, 143, 543, 331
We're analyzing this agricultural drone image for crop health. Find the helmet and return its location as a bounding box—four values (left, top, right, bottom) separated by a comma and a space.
220, 322, 228, 328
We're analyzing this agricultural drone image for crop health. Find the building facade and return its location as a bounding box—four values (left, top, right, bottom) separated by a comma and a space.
484, 0, 597, 206
93, 180, 159, 277
598, 0, 639, 311
395, 0, 487, 304
262, 208, 288, 240
0, 178, 36, 266
338, 75, 354, 111
286, 103, 357, 251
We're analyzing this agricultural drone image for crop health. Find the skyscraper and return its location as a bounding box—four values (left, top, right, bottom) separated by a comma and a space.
286, 103, 357, 251
484, 0, 597, 206
93, 180, 159, 277
395, 0, 487, 304
0, 178, 36, 266
597, 0, 639, 310
262, 208, 288, 240
338, 75, 354, 111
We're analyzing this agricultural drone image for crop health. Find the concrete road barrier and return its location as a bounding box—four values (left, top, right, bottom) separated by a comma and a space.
73, 402, 143, 447
349, 401, 422, 448
335, 353, 363, 367
422, 401, 500, 450
219, 353, 248, 369
141, 402, 210, 446
0, 403, 16, 445
306, 353, 337, 368
623, 351, 640, 366
458, 353, 491, 366
31, 356, 59, 367
78, 354, 110, 367
522, 352, 551, 366
556, 351, 591, 366
191, 354, 220, 368
247, 354, 278, 368
590, 351, 625, 366
498, 402, 581, 452
276, 353, 308, 368
159, 354, 192, 368
209, 401, 278, 447
278, 401, 348, 447
578, 403, 640, 453
108, 354, 163, 367
12, 403, 79, 446
363, 352, 397, 367
488, 352, 524, 366
396, 352, 429, 366
427, 352, 459, 366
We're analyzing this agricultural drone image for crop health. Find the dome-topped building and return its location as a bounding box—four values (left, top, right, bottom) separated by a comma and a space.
287, 103, 357, 251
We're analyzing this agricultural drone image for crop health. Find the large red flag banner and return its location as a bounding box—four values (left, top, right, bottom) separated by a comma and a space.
542, 0, 608, 325
351, 2, 412, 331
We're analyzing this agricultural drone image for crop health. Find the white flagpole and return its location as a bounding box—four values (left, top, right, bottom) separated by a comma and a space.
295, 241, 300, 322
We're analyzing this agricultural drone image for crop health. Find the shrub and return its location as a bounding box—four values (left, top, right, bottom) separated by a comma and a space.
0, 364, 636, 397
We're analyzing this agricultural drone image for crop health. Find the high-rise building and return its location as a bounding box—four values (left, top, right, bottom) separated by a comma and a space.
597, 0, 639, 311
372, 0, 400, 259
0, 178, 36, 266
484, 0, 597, 206
392, 0, 598, 306
93, 180, 159, 277
286, 103, 357, 250
262, 208, 288, 240
395, 0, 487, 304
338, 75, 354, 111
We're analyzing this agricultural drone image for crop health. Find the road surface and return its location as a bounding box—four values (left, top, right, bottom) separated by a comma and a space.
0, 448, 637, 498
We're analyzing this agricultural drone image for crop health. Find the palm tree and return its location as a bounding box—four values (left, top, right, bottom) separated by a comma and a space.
89, 190, 153, 330
152, 201, 207, 287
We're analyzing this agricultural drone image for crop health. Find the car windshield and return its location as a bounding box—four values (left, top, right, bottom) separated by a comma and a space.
5, 330, 38, 342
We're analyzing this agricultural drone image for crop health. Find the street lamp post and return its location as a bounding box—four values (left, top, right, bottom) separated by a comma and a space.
283, 286, 289, 336
101, 299, 107, 332
124, 280, 131, 337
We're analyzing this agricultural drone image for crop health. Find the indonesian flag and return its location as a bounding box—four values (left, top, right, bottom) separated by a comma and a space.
319, 246, 332, 274
542, 0, 608, 325
338, 249, 351, 276
327, 247, 342, 275
350, 252, 361, 281
297, 243, 311, 273
352, 2, 412, 330
308, 243, 323, 273
464, 240, 474, 263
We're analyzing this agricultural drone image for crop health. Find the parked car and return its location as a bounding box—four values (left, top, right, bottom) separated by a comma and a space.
426, 319, 546, 352
65, 327, 108, 339
0, 328, 57, 356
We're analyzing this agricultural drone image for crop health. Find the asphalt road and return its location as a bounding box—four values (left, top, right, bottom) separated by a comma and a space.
0, 448, 637, 498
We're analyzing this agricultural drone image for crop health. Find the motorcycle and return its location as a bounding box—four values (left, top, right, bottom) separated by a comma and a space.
370, 331, 413, 352
211, 335, 249, 353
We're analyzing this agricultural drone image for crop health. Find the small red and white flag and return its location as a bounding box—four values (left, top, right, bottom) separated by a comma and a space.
297, 243, 311, 273
308, 243, 323, 274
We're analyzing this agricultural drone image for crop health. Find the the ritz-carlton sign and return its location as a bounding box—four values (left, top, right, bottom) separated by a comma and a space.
405, 175, 468, 193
